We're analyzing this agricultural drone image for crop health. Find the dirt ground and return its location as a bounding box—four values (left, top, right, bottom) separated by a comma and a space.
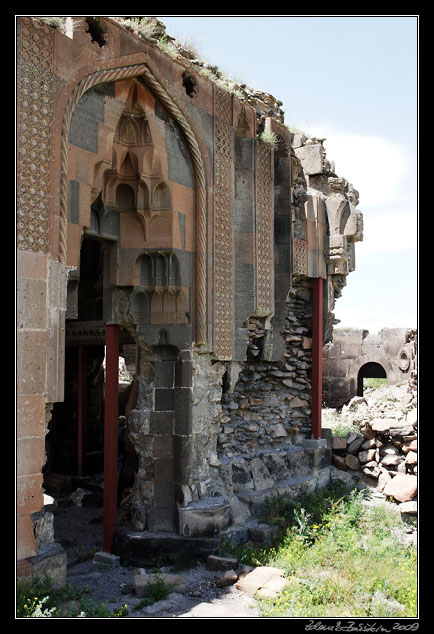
46, 479, 416, 619
48, 499, 260, 618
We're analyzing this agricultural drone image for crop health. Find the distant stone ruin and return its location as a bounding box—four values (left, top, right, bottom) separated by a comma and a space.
322, 328, 417, 408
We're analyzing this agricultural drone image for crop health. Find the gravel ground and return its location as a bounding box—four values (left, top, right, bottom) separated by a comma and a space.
49, 501, 260, 618
47, 486, 416, 619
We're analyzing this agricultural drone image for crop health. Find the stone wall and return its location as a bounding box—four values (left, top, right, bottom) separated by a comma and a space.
323, 328, 417, 408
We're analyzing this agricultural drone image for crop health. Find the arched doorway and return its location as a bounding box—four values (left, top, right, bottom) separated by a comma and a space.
357, 362, 387, 397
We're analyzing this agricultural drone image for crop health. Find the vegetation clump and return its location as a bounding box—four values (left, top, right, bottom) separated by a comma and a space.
227, 482, 417, 618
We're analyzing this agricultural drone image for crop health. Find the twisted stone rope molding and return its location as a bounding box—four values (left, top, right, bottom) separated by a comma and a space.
59, 62, 207, 345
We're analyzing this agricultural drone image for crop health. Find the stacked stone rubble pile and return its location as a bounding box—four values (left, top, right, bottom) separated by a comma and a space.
328, 381, 417, 504
218, 282, 314, 461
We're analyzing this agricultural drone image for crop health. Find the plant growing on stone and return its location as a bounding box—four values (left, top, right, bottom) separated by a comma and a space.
258, 130, 278, 146
40, 16, 64, 30
133, 575, 174, 609
156, 34, 178, 59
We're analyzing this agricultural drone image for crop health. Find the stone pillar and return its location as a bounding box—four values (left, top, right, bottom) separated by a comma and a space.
311, 278, 323, 440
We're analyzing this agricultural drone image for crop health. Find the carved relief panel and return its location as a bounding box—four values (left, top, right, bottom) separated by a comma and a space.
213, 86, 234, 359
17, 18, 54, 254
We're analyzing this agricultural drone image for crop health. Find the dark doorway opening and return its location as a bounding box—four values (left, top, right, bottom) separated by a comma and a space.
43, 237, 138, 556
357, 362, 387, 397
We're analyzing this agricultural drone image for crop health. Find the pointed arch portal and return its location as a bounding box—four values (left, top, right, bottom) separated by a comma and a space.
58, 62, 208, 552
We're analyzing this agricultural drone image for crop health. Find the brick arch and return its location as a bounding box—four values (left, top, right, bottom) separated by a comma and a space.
58, 61, 207, 344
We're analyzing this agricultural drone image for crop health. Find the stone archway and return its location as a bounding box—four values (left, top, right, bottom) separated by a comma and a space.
356, 361, 387, 397
58, 62, 208, 345
54, 61, 210, 549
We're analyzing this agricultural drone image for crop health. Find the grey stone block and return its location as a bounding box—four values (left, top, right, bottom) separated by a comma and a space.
173, 435, 193, 484
93, 551, 120, 567
153, 480, 174, 507
153, 435, 173, 459
154, 457, 174, 482
69, 179, 80, 223
155, 360, 174, 388
165, 120, 194, 188
150, 411, 174, 435
68, 85, 112, 153
174, 387, 192, 435
29, 543, 67, 590
148, 507, 175, 532
155, 387, 174, 412
178, 497, 231, 537
175, 359, 192, 387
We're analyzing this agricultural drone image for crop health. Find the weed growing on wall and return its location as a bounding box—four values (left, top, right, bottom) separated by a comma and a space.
258, 130, 278, 146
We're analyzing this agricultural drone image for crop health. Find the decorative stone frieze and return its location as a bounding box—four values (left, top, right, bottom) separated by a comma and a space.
255, 142, 274, 315
17, 17, 54, 253
213, 86, 234, 359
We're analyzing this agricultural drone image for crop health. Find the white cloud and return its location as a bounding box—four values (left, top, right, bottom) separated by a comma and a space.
334, 304, 417, 334
357, 210, 417, 254
308, 125, 409, 208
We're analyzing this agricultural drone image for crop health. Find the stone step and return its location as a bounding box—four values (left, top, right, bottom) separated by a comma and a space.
113, 529, 221, 567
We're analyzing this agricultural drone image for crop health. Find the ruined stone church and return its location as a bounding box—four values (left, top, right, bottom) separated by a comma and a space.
17, 16, 363, 581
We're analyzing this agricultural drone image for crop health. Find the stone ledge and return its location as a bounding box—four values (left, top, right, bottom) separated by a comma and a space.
27, 543, 67, 590
113, 529, 221, 567
177, 497, 232, 537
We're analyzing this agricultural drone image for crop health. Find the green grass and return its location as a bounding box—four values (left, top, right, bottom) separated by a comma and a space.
133, 575, 175, 611
364, 377, 387, 390
227, 483, 417, 618
16, 575, 127, 618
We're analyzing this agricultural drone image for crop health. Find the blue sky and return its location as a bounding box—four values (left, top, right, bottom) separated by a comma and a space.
157, 15, 418, 334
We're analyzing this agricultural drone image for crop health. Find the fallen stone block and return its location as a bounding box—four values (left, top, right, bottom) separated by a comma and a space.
347, 436, 364, 454
405, 451, 417, 466
359, 448, 377, 464
370, 418, 395, 433
383, 474, 417, 503
255, 575, 289, 599
380, 454, 403, 467
370, 590, 405, 616
345, 454, 361, 471
206, 554, 238, 570
377, 470, 392, 492
235, 566, 286, 598
402, 439, 417, 454
333, 455, 347, 471
398, 501, 417, 515
93, 551, 120, 567
214, 569, 239, 587
406, 409, 417, 427
332, 436, 347, 451
389, 425, 414, 437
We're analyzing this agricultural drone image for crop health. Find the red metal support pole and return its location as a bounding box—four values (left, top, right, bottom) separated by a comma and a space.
311, 278, 323, 440
103, 325, 119, 553
77, 345, 87, 476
